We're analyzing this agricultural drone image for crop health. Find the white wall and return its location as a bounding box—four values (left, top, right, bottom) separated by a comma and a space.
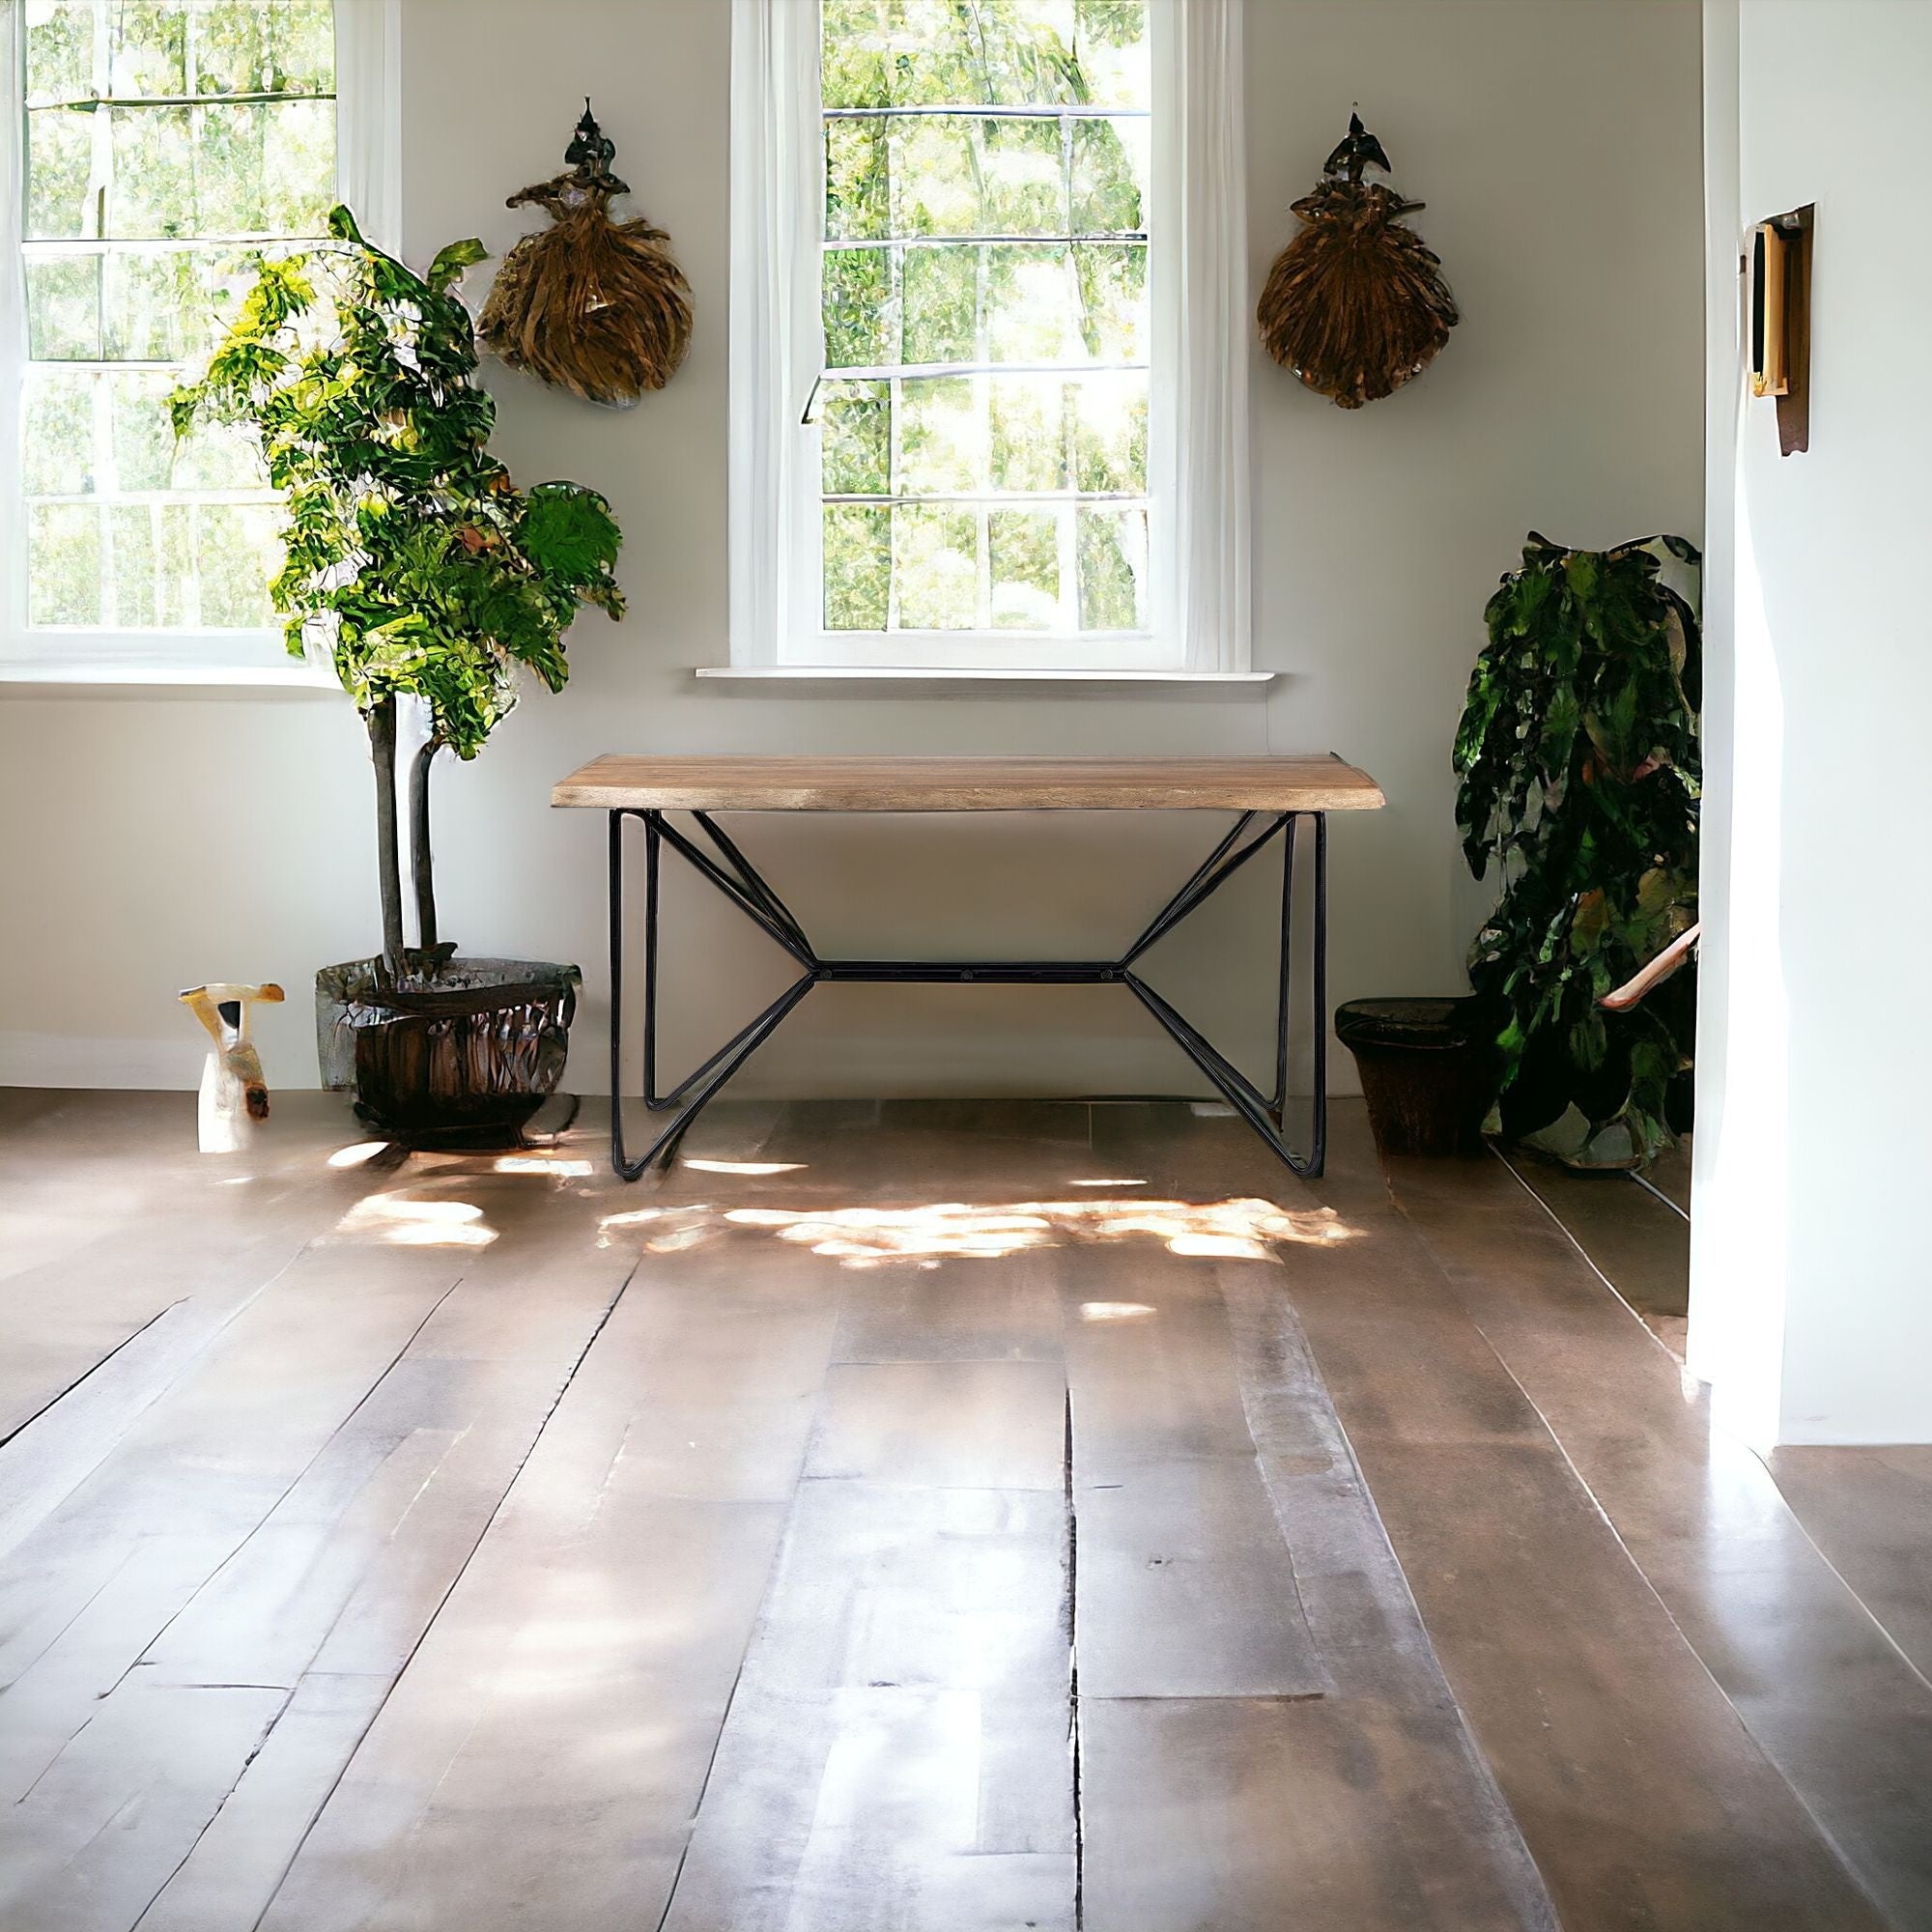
1690, 0, 1932, 1447
0, 0, 1703, 1104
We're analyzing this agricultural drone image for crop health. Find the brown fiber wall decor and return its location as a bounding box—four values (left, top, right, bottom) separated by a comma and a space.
1257, 113, 1458, 410
479, 101, 693, 409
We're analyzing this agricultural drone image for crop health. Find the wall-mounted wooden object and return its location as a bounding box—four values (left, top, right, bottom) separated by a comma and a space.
1750, 203, 1813, 455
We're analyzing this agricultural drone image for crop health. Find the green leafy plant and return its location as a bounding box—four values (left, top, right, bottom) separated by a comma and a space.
1455, 532, 1700, 1165
170, 206, 623, 981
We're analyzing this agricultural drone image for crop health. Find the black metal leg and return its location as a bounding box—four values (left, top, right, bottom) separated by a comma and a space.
606, 807, 1331, 1181
1114, 810, 1324, 1176
653, 816, 816, 971
609, 810, 627, 1158
642, 811, 663, 1106
1308, 813, 1329, 1178
1121, 811, 1255, 961
610, 808, 817, 1179
688, 811, 815, 960
1272, 810, 1294, 1113
1121, 812, 1286, 968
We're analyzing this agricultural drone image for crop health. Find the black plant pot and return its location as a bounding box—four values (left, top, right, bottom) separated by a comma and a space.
1335, 996, 1497, 1159
316, 956, 578, 1148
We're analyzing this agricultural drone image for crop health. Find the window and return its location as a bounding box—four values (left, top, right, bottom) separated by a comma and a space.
730, 0, 1249, 674
0, 0, 396, 676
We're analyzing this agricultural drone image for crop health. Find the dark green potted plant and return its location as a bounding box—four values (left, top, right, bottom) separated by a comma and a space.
1454, 531, 1700, 1167
172, 206, 624, 1144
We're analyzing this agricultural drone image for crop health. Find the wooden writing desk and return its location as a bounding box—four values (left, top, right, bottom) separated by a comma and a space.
552, 754, 1384, 1180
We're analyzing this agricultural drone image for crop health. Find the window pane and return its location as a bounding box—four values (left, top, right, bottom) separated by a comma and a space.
1070, 116, 1149, 234
170, 412, 267, 491
21, 372, 96, 496
823, 0, 1133, 110
108, 105, 198, 236
109, 370, 185, 491
823, 249, 898, 369
267, 0, 341, 93
26, 253, 104, 359
192, 0, 335, 96
982, 244, 1077, 361
820, 381, 892, 497
825, 119, 890, 242
1068, 242, 1146, 360
819, 1, 891, 109
26, 4, 96, 105
27, 505, 103, 625
988, 375, 1066, 493
1077, 506, 1147, 630
24, 2, 93, 104
191, 101, 271, 233
988, 508, 1062, 630
26, 108, 98, 240
109, 2, 188, 96
1070, 371, 1147, 493
261, 98, 335, 232
896, 378, 981, 495
892, 119, 980, 239
154, 502, 201, 622
1070, 0, 1151, 109
893, 504, 979, 629
974, 0, 1082, 106
190, 0, 269, 94
107, 504, 164, 626
899, 245, 977, 366
196, 503, 282, 626
980, 119, 1065, 237
823, 505, 892, 630
107, 246, 260, 361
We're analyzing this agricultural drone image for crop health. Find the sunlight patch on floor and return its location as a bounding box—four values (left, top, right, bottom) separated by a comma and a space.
335, 1191, 498, 1247
599, 1195, 1357, 1267
683, 1157, 809, 1176
493, 1153, 596, 1178
327, 1141, 392, 1169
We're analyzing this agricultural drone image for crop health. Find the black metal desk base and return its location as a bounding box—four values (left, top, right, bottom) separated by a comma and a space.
608, 809, 1327, 1181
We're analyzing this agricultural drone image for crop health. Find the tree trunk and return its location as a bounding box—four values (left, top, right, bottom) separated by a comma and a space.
368, 698, 407, 981
410, 735, 440, 953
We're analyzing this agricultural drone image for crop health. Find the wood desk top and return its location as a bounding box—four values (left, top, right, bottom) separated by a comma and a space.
552, 753, 1385, 813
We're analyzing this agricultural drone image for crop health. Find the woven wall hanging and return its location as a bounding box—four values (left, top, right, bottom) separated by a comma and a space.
1257, 113, 1458, 410
479, 101, 693, 409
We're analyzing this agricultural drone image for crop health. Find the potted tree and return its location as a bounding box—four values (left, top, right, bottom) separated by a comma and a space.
172, 206, 624, 1144
1454, 532, 1701, 1167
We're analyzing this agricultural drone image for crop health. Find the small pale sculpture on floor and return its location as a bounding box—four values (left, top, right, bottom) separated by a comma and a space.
180, 982, 285, 1152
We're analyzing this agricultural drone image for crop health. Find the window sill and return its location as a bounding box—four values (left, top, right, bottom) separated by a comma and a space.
695, 666, 1275, 694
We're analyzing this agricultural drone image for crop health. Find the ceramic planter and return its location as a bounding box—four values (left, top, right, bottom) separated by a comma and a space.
316, 955, 578, 1148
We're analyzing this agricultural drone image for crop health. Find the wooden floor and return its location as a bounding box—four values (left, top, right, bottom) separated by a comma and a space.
1, 1090, 1927, 1931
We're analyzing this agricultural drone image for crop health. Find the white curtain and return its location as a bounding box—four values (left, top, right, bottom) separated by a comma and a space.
1157, 0, 1252, 673
729, 0, 822, 667
334, 0, 403, 253
0, 1, 24, 654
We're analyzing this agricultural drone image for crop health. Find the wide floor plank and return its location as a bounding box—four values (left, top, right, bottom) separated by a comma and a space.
1770, 1443, 1932, 1680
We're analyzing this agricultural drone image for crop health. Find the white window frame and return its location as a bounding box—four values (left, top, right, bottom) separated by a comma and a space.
727, 0, 1249, 675
0, 0, 399, 684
